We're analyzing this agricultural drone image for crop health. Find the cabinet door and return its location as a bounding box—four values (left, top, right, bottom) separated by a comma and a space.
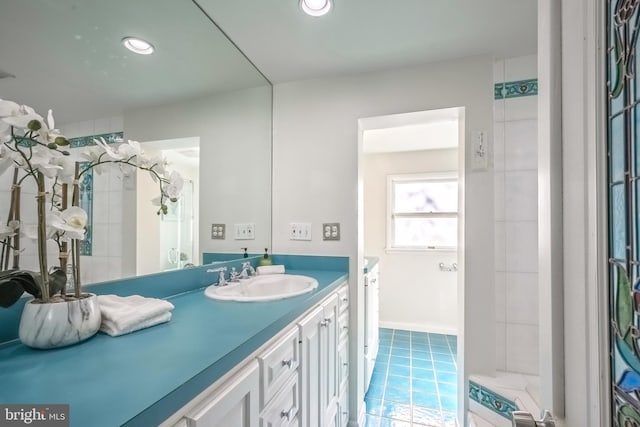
184, 360, 259, 427
298, 305, 324, 427
322, 293, 339, 422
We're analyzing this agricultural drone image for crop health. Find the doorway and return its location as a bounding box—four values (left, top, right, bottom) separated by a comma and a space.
135, 137, 200, 275
359, 108, 463, 426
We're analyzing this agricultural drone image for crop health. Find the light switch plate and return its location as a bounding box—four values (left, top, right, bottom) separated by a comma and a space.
234, 223, 255, 240
211, 224, 225, 240
322, 223, 340, 241
289, 223, 312, 241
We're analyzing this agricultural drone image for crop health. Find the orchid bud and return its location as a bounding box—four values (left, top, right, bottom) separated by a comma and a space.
27, 120, 42, 131
55, 136, 69, 146
47, 143, 57, 149
61, 151, 70, 156
170, 197, 177, 203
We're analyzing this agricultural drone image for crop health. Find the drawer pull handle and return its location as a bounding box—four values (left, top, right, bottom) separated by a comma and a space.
343, 362, 348, 367
281, 408, 293, 420
342, 297, 348, 302
343, 326, 348, 330
320, 318, 332, 327
281, 359, 293, 368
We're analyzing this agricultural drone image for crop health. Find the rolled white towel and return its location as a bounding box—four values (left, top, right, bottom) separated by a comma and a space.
256, 265, 285, 275
97, 294, 174, 336
100, 312, 172, 337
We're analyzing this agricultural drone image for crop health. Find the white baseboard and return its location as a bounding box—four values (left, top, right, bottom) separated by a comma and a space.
379, 320, 458, 336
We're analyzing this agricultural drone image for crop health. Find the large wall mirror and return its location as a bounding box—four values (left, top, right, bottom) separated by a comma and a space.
0, 0, 272, 284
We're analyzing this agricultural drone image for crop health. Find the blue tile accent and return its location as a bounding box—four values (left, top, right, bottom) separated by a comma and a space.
437, 381, 458, 397
468, 380, 518, 420
78, 161, 93, 256
68, 131, 123, 148
384, 385, 412, 403
433, 361, 457, 373
439, 394, 458, 412
412, 350, 432, 361
494, 79, 538, 99
435, 372, 457, 385
412, 369, 436, 382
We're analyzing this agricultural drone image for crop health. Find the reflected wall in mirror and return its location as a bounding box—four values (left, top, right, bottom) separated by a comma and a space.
0, 0, 272, 284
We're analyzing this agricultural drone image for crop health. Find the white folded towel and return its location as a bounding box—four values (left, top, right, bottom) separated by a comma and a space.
256, 265, 285, 275
100, 312, 172, 337
97, 295, 174, 337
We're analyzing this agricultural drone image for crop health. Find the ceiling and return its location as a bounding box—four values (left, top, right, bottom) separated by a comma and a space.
0, 0, 537, 124
200, 0, 538, 83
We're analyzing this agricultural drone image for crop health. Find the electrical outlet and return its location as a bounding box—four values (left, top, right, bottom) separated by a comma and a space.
234, 223, 255, 240
289, 222, 312, 241
211, 224, 225, 240
322, 223, 340, 241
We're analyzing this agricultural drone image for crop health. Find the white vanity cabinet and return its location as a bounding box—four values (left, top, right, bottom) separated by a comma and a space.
364, 263, 379, 393
179, 360, 260, 427
163, 282, 348, 427
298, 292, 339, 427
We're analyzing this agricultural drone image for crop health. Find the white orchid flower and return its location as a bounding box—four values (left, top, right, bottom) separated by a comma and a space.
94, 137, 123, 160
117, 139, 143, 162
29, 147, 63, 178
0, 102, 43, 130
48, 207, 87, 241
0, 144, 17, 175
163, 170, 184, 200
51, 155, 75, 183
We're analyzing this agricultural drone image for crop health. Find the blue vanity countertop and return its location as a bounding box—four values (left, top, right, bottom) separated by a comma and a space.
0, 269, 348, 427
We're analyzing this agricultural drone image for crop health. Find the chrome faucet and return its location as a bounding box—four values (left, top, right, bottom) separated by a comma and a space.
240, 262, 255, 279
206, 266, 227, 286
228, 267, 241, 282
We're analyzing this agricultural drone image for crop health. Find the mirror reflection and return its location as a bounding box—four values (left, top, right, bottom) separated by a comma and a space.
0, 0, 272, 284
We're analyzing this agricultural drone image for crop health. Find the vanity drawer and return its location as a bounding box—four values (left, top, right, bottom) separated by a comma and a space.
338, 311, 349, 345
258, 326, 299, 408
259, 373, 300, 427
337, 285, 349, 314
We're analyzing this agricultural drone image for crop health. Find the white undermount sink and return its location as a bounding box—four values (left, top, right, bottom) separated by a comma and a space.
204, 274, 319, 302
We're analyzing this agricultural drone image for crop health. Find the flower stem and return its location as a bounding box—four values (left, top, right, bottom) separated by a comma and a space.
59, 183, 68, 296
10, 173, 21, 270
71, 162, 81, 298
36, 171, 50, 302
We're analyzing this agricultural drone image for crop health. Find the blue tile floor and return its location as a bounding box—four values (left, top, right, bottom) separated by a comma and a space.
364, 329, 458, 427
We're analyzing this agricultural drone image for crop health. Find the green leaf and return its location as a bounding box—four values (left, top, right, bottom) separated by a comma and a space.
619, 403, 640, 426
615, 263, 634, 348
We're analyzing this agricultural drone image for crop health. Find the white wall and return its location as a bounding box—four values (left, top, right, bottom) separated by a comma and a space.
364, 149, 458, 334
124, 85, 272, 275
493, 55, 540, 375
272, 55, 495, 424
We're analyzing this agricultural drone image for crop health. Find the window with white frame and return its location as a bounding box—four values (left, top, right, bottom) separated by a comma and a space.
387, 173, 458, 250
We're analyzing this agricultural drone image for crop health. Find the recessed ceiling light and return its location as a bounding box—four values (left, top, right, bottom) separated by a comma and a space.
121, 37, 155, 55
300, 0, 332, 17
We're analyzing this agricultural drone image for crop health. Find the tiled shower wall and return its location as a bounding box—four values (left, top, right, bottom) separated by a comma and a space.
61, 118, 126, 285
494, 55, 539, 374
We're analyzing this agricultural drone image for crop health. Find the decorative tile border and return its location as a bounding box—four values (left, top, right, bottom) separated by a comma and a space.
78, 161, 93, 256
494, 79, 538, 99
68, 131, 123, 148
469, 380, 519, 420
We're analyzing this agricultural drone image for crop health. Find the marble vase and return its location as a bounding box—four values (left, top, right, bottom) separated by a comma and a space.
19, 293, 101, 349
